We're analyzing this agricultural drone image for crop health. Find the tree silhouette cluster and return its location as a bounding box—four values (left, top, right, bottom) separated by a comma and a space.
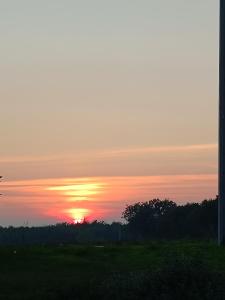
0, 198, 217, 245
123, 198, 217, 239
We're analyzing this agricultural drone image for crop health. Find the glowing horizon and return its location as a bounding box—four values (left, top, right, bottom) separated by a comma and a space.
0, 1, 218, 225
0, 173, 217, 226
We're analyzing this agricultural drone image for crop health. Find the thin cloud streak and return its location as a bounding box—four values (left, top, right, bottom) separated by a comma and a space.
0, 174, 217, 226
0, 143, 217, 164
105, 143, 217, 157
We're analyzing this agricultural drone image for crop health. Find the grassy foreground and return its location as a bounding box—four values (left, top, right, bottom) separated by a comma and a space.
1, 240, 225, 300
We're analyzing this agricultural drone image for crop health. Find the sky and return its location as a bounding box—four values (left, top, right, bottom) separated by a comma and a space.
0, 0, 219, 226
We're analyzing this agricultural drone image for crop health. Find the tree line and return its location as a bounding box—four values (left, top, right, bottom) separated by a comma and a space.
0, 198, 217, 245
123, 198, 217, 239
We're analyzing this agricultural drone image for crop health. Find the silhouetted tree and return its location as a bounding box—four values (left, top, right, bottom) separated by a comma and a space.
122, 199, 177, 238
122, 198, 218, 239
0, 198, 218, 245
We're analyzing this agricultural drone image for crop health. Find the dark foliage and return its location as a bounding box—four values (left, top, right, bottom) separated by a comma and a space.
95, 257, 225, 300
0, 221, 127, 245
0, 198, 218, 245
123, 198, 218, 240
1, 241, 225, 300
122, 199, 177, 237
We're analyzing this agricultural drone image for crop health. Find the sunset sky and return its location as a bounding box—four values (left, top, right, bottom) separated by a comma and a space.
1, 1, 219, 225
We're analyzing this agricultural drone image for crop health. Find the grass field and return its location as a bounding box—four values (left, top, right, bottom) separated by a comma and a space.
1, 240, 225, 300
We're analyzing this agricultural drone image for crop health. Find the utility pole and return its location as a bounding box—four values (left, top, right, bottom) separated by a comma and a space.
0, 176, 2, 196
219, 0, 225, 245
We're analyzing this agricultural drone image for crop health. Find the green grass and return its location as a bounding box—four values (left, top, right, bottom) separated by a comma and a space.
1, 240, 225, 299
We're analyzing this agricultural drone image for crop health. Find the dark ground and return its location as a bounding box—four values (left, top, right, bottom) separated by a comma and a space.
1, 240, 225, 300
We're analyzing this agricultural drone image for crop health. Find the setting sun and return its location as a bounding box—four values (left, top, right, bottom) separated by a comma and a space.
0, 1, 221, 297
65, 208, 90, 224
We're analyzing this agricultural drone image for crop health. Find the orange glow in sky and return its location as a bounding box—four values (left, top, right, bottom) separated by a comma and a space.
45, 181, 104, 221
0, 174, 217, 226
65, 208, 90, 224
0, 1, 218, 227
47, 183, 103, 198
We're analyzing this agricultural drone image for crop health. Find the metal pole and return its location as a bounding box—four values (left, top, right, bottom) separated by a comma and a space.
219, 0, 225, 245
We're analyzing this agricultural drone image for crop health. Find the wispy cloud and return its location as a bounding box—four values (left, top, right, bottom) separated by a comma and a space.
0, 174, 217, 226
0, 143, 217, 164
102, 143, 217, 157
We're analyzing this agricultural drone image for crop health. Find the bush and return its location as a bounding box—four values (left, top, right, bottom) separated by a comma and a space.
94, 256, 225, 300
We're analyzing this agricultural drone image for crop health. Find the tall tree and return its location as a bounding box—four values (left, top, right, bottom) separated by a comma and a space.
122, 199, 177, 237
